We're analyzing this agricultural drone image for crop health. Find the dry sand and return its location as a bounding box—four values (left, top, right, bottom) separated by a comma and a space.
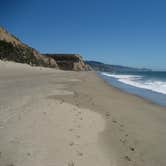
0, 60, 166, 166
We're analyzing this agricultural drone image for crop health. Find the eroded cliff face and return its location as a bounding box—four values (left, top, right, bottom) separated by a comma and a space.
0, 27, 58, 68
43, 54, 90, 71
0, 27, 90, 71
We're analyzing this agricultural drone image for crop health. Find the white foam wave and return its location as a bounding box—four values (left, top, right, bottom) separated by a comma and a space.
101, 72, 166, 95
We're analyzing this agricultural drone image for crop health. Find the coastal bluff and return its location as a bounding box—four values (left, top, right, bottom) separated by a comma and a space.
0, 27, 58, 68
0, 27, 89, 71
43, 54, 90, 71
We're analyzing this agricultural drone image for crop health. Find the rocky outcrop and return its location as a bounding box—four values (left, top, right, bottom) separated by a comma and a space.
44, 54, 90, 71
0, 27, 58, 68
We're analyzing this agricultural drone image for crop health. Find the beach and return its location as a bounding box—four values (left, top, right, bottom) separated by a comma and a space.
0, 61, 166, 166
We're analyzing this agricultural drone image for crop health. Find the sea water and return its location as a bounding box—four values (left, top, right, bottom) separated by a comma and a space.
99, 71, 166, 107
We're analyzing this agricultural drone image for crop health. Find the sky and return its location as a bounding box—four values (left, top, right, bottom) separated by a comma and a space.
0, 0, 166, 70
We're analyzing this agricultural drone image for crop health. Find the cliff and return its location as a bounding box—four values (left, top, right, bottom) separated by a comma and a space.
0, 27, 90, 71
44, 54, 90, 71
0, 27, 58, 68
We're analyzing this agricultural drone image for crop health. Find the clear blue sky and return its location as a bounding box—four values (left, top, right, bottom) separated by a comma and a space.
1, 0, 166, 70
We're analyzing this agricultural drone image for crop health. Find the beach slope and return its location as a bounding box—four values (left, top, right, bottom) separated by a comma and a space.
0, 61, 166, 166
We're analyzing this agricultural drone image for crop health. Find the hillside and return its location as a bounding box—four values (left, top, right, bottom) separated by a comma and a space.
0, 27, 58, 68
0, 27, 90, 71
86, 60, 151, 73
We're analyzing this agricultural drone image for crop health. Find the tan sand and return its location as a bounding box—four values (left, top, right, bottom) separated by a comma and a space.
0, 61, 166, 166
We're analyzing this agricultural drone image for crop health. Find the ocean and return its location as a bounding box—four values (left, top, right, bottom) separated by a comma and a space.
99, 71, 166, 107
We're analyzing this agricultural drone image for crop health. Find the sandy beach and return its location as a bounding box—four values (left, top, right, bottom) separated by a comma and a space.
0, 61, 166, 166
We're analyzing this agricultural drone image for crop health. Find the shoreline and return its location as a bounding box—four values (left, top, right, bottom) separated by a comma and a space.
61, 71, 166, 166
97, 72, 166, 108
0, 62, 166, 166
98, 72, 166, 108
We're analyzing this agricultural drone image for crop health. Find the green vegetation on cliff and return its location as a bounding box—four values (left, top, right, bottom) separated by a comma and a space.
0, 40, 41, 65
0, 27, 89, 71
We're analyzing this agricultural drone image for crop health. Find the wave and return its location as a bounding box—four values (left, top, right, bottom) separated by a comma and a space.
101, 72, 166, 95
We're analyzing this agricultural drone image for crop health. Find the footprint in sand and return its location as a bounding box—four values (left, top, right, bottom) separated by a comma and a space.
69, 142, 75, 146
68, 161, 75, 166
120, 138, 136, 152
124, 155, 132, 162
69, 128, 74, 132
129, 146, 135, 152
27, 152, 31, 156
43, 111, 47, 115
112, 120, 117, 123
120, 138, 127, 144
76, 103, 79, 107
60, 99, 64, 104
7, 164, 15, 166
105, 112, 110, 119
77, 151, 83, 157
